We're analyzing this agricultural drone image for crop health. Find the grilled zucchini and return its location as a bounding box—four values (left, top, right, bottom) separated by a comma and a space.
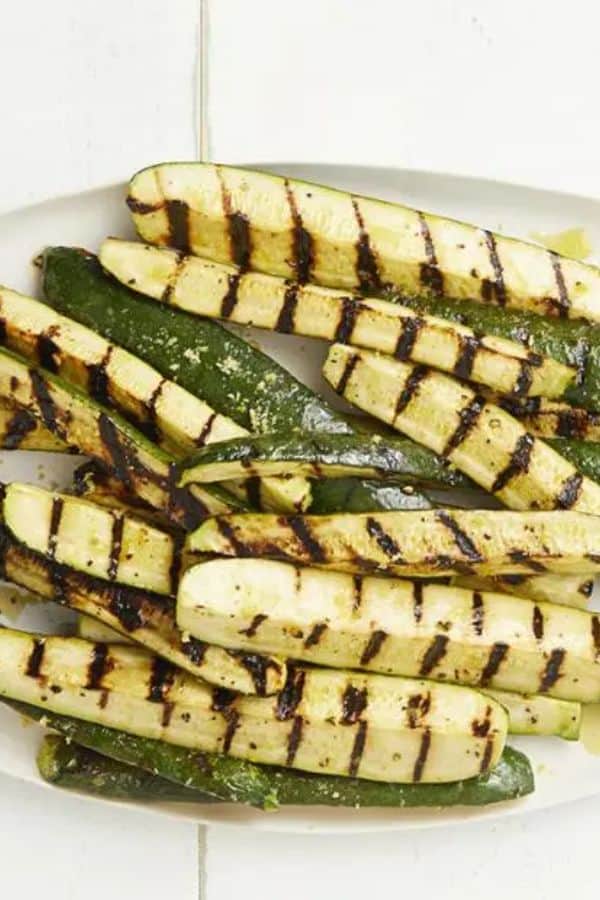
323, 344, 600, 512
0, 628, 507, 783
0, 399, 69, 452
127, 162, 600, 324
452, 574, 593, 609
100, 239, 574, 399
483, 690, 580, 739
0, 347, 240, 529
0, 285, 308, 514
0, 526, 283, 695
500, 397, 600, 442
190, 508, 600, 577
178, 558, 600, 702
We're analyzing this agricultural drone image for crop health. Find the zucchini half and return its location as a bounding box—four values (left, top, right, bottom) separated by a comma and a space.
0, 346, 240, 529
0, 628, 507, 783
323, 344, 600, 513
190, 508, 600, 577
0, 528, 284, 694
178, 558, 600, 703
127, 162, 600, 324
100, 239, 574, 399
0, 285, 309, 514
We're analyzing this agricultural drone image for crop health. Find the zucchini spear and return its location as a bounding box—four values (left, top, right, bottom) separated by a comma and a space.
127, 162, 600, 324
323, 344, 600, 513
100, 239, 575, 400
12, 702, 533, 808
0, 628, 507, 783
178, 558, 600, 702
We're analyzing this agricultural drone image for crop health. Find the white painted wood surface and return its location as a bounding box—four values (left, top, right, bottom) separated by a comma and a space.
2, 1, 600, 897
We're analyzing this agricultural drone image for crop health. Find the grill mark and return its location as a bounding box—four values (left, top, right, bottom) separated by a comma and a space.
87, 347, 113, 406
98, 414, 134, 490
165, 200, 190, 252
108, 585, 144, 632
532, 605, 544, 640
556, 409, 584, 439
348, 720, 368, 777
107, 514, 124, 581
453, 334, 481, 380
195, 412, 217, 447
147, 656, 176, 703
288, 516, 326, 563
366, 517, 403, 560
480, 736, 495, 773
285, 180, 313, 283
413, 582, 424, 624
334, 353, 359, 396
243, 477, 262, 510
47, 497, 64, 561
165, 530, 183, 597
479, 642, 509, 686
407, 692, 431, 728
236, 653, 278, 697
286, 715, 304, 766
549, 251, 571, 317
334, 297, 359, 344
539, 648, 565, 692
25, 638, 45, 678
436, 510, 483, 562
180, 635, 208, 666
418, 212, 443, 295
580, 579, 594, 598
412, 728, 432, 782
442, 394, 485, 456
491, 433, 535, 494
161, 702, 175, 728
216, 517, 252, 556
161, 250, 186, 303
591, 616, 600, 659
513, 360, 533, 396
211, 688, 240, 753
507, 549, 547, 573
304, 622, 328, 648
352, 574, 363, 612
394, 316, 424, 361
167, 469, 210, 530
221, 273, 241, 318
30, 370, 60, 435
2, 408, 37, 448
394, 365, 428, 417
86, 643, 110, 690
99, 689, 109, 709
37, 332, 60, 373
419, 635, 449, 676
275, 283, 299, 333
555, 473, 583, 510
472, 591, 484, 636
146, 379, 166, 437
341, 685, 368, 724
276, 665, 306, 720
471, 705, 492, 738
240, 613, 268, 638
360, 629, 388, 665
126, 197, 162, 215
352, 198, 381, 293
481, 230, 506, 305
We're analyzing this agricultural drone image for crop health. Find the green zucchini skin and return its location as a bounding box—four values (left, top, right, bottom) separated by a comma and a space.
41, 248, 349, 436
400, 293, 600, 412
310, 478, 435, 513
37, 735, 213, 803
12, 702, 533, 808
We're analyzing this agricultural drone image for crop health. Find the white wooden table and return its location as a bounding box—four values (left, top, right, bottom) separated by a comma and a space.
1, 1, 599, 896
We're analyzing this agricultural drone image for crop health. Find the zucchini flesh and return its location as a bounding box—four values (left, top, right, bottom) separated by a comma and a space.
0, 346, 240, 529
452, 574, 593, 610
190, 508, 600, 577
100, 239, 574, 399
41, 247, 349, 436
0, 628, 507, 783
0, 528, 284, 695
77, 616, 131, 644
127, 162, 600, 324
501, 397, 600, 442
178, 558, 600, 703
12, 701, 533, 808
37, 734, 212, 803
323, 344, 600, 513
0, 285, 308, 515
482, 690, 580, 740
0, 399, 69, 452
4, 483, 181, 596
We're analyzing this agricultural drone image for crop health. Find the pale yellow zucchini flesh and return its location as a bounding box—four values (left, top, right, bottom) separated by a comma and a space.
499, 396, 600, 442
189, 508, 600, 577
452, 574, 594, 609
77, 615, 131, 644
0, 286, 310, 514
177, 558, 600, 703
323, 344, 600, 513
0, 628, 507, 783
483, 689, 580, 740
0, 532, 285, 695
100, 239, 574, 400
127, 162, 600, 324
0, 398, 69, 452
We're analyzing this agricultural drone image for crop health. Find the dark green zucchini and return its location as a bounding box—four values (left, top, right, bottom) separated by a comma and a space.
11, 701, 533, 808
41, 248, 349, 435
37, 735, 214, 803
310, 478, 434, 513
400, 292, 600, 411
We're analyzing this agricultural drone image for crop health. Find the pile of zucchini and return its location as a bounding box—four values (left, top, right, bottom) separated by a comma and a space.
5, 163, 600, 813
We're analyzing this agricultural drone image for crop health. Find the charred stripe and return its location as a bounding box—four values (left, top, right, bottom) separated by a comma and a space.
549, 251, 571, 317
165, 200, 190, 253
436, 510, 483, 562
286, 715, 304, 766
275, 283, 299, 333
195, 412, 218, 447
442, 394, 485, 456
412, 727, 432, 782
348, 720, 368, 777
30, 370, 61, 436
98, 414, 134, 491
491, 433, 535, 494
87, 347, 113, 407
25, 638, 45, 678
334, 297, 359, 344
555, 473, 583, 510
507, 548, 547, 573
285, 180, 313, 284
394, 365, 428, 417
86, 643, 111, 690
304, 622, 328, 648
413, 581, 424, 624
418, 212, 443, 295
453, 334, 481, 380
592, 616, 600, 659
37, 331, 60, 373
419, 634, 449, 676
341, 685, 368, 725
532, 605, 544, 640
513, 360, 533, 397
276, 665, 306, 720
288, 516, 326, 563
481, 230, 506, 305
334, 352, 359, 396
107, 514, 124, 581
479, 642, 509, 686
3, 407, 37, 449
221, 273, 241, 318
147, 656, 176, 703
366, 517, 403, 561
240, 613, 268, 639
360, 630, 388, 666
480, 736, 495, 773
539, 648, 565, 692
47, 497, 64, 561
394, 316, 424, 361
472, 591, 484, 636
